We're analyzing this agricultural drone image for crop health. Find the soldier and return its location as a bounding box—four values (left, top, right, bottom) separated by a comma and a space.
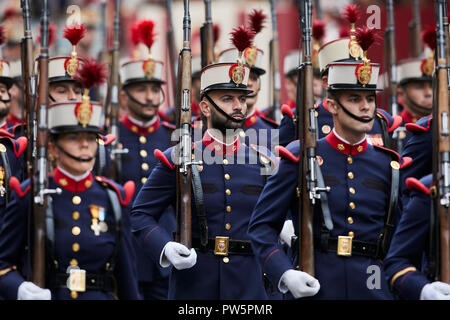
130, 29, 278, 299
383, 174, 450, 300
6, 60, 24, 127
282, 50, 301, 111
248, 27, 410, 299
116, 19, 176, 300
0, 62, 139, 300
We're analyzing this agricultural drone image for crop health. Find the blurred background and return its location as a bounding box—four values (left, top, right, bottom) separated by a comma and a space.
0, 0, 446, 113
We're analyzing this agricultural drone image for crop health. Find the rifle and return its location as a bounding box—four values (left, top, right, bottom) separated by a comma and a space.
385, 0, 404, 152
21, 0, 35, 180
166, 0, 178, 108
268, 0, 281, 124
296, 0, 328, 276
200, 0, 214, 68
431, 0, 450, 284
32, 0, 62, 287
409, 0, 422, 58
106, 0, 128, 181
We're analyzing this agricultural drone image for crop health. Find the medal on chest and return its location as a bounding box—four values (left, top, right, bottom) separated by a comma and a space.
89, 205, 108, 236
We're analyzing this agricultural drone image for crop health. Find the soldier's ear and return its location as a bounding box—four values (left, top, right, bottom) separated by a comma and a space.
321, 75, 328, 89
199, 98, 211, 117
326, 97, 338, 115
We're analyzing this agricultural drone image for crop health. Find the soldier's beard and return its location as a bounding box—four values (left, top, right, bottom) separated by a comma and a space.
0, 103, 10, 119
210, 108, 246, 136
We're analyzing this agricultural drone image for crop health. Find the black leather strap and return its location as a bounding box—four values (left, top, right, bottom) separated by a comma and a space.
52, 273, 115, 291
314, 237, 378, 258
0, 146, 11, 204
191, 164, 208, 250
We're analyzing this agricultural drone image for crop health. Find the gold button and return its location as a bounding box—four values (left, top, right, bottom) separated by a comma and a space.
348, 231, 355, 238
349, 187, 355, 194
139, 136, 147, 144
226, 206, 231, 212
225, 189, 231, 196
349, 202, 356, 210
72, 226, 81, 236
140, 150, 148, 158
348, 172, 354, 179
225, 223, 231, 230
59, 178, 68, 186
223, 257, 229, 263
141, 177, 147, 184
337, 144, 345, 151
131, 125, 138, 133
148, 126, 155, 133
322, 125, 331, 134
347, 157, 353, 164
348, 217, 354, 224
223, 159, 228, 165
72, 211, 80, 220
70, 291, 78, 299
70, 259, 78, 266
357, 145, 363, 152
72, 243, 80, 252
72, 196, 81, 205
141, 163, 149, 171
85, 180, 92, 188
224, 174, 230, 180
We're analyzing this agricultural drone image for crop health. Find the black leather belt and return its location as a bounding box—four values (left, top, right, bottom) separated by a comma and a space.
52, 273, 116, 292
314, 237, 379, 259
192, 237, 254, 256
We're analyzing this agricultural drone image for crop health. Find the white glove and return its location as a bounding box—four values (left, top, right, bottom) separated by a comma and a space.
17, 281, 51, 300
420, 281, 450, 300
279, 269, 320, 298
161, 241, 197, 270
279, 220, 295, 247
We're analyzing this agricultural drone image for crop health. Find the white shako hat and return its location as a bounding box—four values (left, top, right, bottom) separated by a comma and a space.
397, 57, 434, 86
0, 60, 14, 89
218, 47, 265, 76
120, 59, 165, 87
283, 50, 302, 78
318, 37, 363, 75
48, 100, 103, 134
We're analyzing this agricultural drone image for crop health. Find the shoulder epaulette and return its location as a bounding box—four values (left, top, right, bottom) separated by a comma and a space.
95, 176, 135, 206
99, 133, 116, 146
0, 136, 27, 158
9, 177, 30, 198
274, 140, 300, 163
405, 116, 432, 132
258, 112, 279, 128
7, 123, 26, 137
281, 104, 295, 119
405, 176, 432, 195
249, 144, 278, 168
0, 129, 14, 138
154, 148, 176, 170
372, 144, 412, 169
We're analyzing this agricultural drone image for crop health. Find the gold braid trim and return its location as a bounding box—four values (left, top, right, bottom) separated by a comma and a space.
390, 266, 417, 287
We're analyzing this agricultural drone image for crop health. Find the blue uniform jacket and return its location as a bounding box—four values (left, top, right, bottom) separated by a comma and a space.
118, 115, 177, 284
0, 169, 140, 300
278, 100, 401, 147
243, 109, 279, 152
130, 131, 278, 299
383, 174, 433, 300
248, 131, 408, 299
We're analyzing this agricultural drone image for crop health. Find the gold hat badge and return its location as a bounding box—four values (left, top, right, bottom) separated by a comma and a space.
421, 25, 436, 76
136, 20, 157, 79
244, 9, 267, 67
355, 27, 378, 87
230, 26, 255, 86
63, 24, 87, 77
343, 5, 362, 60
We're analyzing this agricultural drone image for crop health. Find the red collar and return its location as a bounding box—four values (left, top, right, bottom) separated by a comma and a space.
399, 109, 418, 124
245, 109, 259, 127
6, 114, 23, 126
0, 122, 7, 131
53, 167, 94, 193
325, 130, 368, 155
122, 114, 160, 136
202, 130, 241, 155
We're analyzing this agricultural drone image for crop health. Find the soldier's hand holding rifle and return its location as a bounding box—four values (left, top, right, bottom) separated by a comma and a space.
160, 241, 197, 270
279, 269, 320, 298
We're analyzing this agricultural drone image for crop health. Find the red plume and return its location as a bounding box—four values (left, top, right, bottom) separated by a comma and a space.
342, 5, 361, 24
74, 58, 107, 89
312, 20, 326, 41
0, 26, 5, 46
63, 24, 87, 46
355, 27, 379, 51
137, 20, 157, 49
339, 26, 350, 38
230, 26, 255, 52
37, 24, 58, 47
130, 22, 141, 46
248, 9, 267, 35
421, 25, 436, 50
213, 23, 221, 44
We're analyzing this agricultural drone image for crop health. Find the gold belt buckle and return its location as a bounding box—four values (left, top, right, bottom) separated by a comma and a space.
67, 268, 86, 292
337, 236, 352, 256
214, 236, 229, 256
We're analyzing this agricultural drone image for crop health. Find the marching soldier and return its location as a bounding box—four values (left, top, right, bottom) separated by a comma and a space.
278, 6, 401, 147
130, 28, 278, 299
116, 19, 176, 300
383, 174, 450, 300
0, 59, 140, 300
248, 27, 410, 299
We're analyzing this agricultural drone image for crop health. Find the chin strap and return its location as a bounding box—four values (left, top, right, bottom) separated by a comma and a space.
204, 94, 247, 124
405, 93, 432, 115
330, 93, 376, 123
123, 86, 165, 109
55, 143, 95, 162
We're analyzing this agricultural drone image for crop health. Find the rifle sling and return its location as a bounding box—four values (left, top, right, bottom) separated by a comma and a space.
0, 148, 11, 205
191, 164, 208, 250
